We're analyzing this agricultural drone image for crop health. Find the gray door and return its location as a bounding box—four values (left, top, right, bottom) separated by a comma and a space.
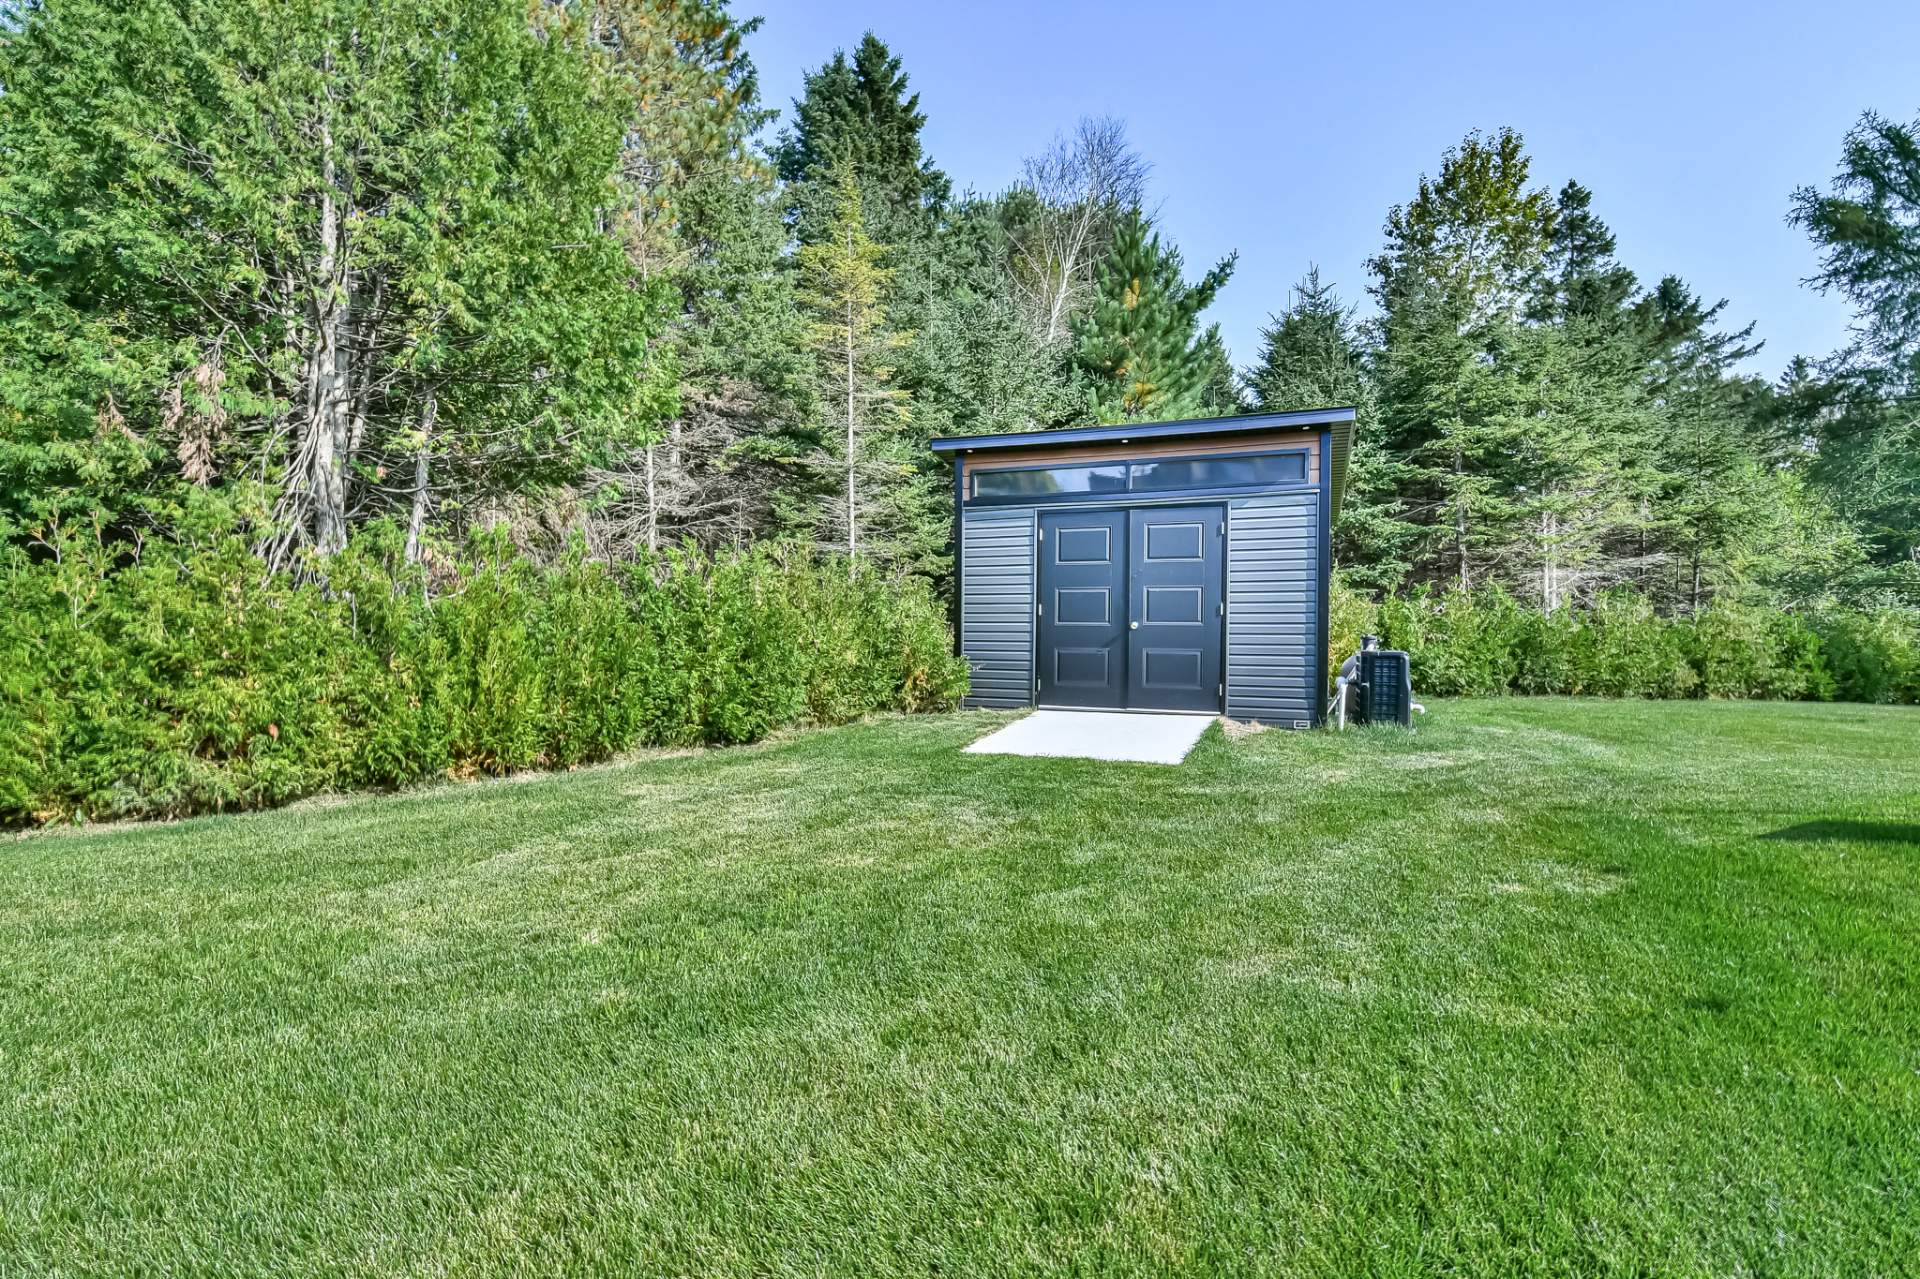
1127, 505, 1224, 713
1037, 509, 1125, 708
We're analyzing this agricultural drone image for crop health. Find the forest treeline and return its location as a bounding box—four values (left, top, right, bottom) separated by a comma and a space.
4, 1, 1918, 822
5, 0, 1911, 609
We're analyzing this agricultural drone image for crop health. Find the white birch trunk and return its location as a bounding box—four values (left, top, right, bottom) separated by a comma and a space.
845, 296, 857, 558
404, 393, 436, 565
644, 441, 658, 554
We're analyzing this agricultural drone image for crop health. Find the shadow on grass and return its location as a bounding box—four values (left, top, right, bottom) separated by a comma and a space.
1761, 820, 1920, 847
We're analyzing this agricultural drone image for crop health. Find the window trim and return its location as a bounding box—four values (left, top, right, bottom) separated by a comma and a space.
967, 461, 1130, 501
966, 447, 1311, 506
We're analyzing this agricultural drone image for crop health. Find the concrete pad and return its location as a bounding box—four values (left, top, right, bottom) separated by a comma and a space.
963, 710, 1213, 765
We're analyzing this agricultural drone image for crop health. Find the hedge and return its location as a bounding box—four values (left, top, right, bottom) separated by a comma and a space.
1330, 578, 1920, 705
1, 529, 968, 827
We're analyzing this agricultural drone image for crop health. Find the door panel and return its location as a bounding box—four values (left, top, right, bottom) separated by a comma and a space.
1038, 509, 1125, 708
1128, 506, 1223, 712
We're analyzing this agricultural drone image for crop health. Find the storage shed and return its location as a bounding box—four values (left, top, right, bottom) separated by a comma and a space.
931, 406, 1354, 727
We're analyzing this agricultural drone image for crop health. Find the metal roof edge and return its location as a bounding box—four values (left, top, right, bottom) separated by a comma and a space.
928, 406, 1358, 455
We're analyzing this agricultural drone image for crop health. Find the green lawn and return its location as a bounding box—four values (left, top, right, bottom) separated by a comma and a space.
3, 699, 1917, 1277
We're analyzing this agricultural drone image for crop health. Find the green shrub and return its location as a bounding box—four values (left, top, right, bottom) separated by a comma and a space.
1342, 577, 1915, 708
1685, 604, 1833, 701
1378, 585, 1527, 697
1567, 591, 1696, 698
1511, 607, 1580, 695
1325, 572, 1378, 683
2, 529, 968, 828
1814, 610, 1920, 704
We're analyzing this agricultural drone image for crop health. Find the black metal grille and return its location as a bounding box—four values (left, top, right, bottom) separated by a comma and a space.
1356, 650, 1411, 727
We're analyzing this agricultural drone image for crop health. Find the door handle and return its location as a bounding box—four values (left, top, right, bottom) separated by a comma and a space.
1129, 621, 1139, 630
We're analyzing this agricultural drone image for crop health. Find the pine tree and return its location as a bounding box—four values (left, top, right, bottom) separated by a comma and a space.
1369, 129, 1557, 589
1248, 268, 1411, 588
795, 161, 909, 557
774, 32, 949, 249
1072, 209, 1236, 423
1788, 111, 1920, 589
590, 0, 765, 279
580, 0, 822, 557
1537, 181, 1639, 323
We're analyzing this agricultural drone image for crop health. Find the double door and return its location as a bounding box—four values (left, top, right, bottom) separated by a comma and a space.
1036, 505, 1223, 713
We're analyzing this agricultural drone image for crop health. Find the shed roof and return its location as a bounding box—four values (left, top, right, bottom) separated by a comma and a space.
929, 406, 1356, 519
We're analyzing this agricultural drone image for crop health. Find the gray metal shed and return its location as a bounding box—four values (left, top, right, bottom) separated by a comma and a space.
930, 407, 1354, 727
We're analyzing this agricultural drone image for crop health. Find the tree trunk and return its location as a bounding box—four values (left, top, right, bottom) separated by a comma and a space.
345, 274, 383, 461
1541, 510, 1554, 612
644, 441, 658, 553
1454, 447, 1469, 589
404, 393, 436, 565
305, 97, 351, 555
845, 298, 857, 558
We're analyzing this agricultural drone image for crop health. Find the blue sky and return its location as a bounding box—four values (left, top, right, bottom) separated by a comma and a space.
740, 0, 1920, 380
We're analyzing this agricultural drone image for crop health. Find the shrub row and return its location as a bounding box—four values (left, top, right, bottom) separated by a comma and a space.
1, 529, 968, 826
1329, 578, 1920, 704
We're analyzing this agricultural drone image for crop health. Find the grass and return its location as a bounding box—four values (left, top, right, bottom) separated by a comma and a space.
2, 698, 1917, 1277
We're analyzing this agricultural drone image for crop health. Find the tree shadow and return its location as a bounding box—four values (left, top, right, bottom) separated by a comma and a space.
1760, 821, 1920, 847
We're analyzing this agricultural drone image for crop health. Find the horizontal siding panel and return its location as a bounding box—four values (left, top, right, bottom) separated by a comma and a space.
961, 508, 1035, 711
1226, 495, 1319, 725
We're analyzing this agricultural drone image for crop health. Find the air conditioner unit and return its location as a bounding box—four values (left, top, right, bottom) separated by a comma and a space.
1354, 650, 1413, 728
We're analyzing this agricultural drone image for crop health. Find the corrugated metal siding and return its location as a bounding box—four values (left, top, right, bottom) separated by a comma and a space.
960, 508, 1036, 709
1226, 493, 1320, 724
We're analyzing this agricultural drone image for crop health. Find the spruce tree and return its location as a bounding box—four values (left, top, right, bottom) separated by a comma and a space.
1537, 181, 1640, 323
1368, 129, 1557, 589
774, 33, 949, 248
1072, 209, 1236, 423
1248, 267, 1365, 408
1248, 269, 1411, 588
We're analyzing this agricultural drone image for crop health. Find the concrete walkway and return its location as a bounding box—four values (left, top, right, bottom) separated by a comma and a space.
963, 710, 1214, 765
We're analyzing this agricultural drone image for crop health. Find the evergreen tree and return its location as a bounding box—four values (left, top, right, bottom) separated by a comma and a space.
1788, 111, 1920, 588
1764, 358, 1919, 591
1246, 268, 1410, 587
774, 32, 949, 248
1247, 267, 1366, 408
1369, 129, 1557, 588
1488, 319, 1661, 609
580, 0, 821, 557
1629, 277, 1771, 609
795, 161, 909, 558
1791, 111, 1920, 382
590, 162, 820, 556
1537, 181, 1639, 323
590, 0, 766, 278
899, 196, 1076, 440
1370, 128, 1557, 329
1359, 128, 1813, 610
1072, 209, 1236, 422
0, 0, 670, 555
